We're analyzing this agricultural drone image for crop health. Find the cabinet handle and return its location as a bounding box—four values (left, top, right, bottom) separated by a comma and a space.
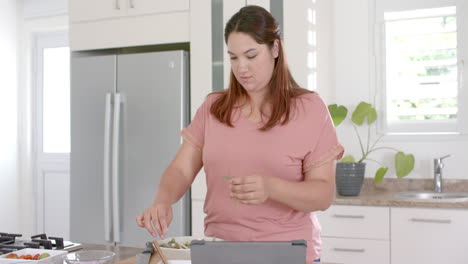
333, 248, 365, 253
115, 0, 120, 10
333, 214, 365, 219
129, 0, 135, 8
410, 218, 451, 224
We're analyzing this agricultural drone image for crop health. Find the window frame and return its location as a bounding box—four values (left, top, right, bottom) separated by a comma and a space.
373, 0, 468, 137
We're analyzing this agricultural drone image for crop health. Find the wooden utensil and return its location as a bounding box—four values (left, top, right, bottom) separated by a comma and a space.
152, 240, 169, 264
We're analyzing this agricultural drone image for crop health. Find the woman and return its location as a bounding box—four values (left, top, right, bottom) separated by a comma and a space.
136, 5, 344, 263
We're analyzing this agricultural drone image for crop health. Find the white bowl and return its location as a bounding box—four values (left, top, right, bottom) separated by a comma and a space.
0, 248, 68, 264
156, 236, 223, 260
63, 251, 115, 264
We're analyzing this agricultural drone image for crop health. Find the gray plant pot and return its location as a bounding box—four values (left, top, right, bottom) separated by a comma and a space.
336, 162, 366, 196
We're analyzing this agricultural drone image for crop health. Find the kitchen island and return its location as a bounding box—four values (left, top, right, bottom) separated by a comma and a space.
77, 243, 338, 264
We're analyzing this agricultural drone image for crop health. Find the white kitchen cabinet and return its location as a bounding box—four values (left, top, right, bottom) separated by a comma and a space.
321, 237, 390, 264
69, 0, 190, 50
126, 0, 189, 17
318, 205, 389, 239
391, 207, 468, 264
69, 0, 122, 22
70, 0, 189, 22
319, 205, 468, 264
316, 205, 390, 264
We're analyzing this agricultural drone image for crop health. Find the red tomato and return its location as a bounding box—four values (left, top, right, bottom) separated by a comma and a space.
33, 254, 41, 260
24, 254, 33, 260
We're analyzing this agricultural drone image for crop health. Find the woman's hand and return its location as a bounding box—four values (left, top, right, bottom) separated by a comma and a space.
136, 203, 173, 239
230, 173, 271, 205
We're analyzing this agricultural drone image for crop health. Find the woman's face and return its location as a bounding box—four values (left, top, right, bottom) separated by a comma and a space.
227, 32, 279, 95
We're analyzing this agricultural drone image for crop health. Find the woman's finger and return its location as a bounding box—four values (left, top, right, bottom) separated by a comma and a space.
231, 182, 256, 193
143, 210, 156, 237
152, 210, 164, 239
135, 214, 145, 227
157, 209, 168, 240
231, 191, 256, 201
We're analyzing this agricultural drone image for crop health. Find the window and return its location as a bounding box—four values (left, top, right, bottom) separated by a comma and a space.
35, 32, 70, 153
375, 0, 467, 135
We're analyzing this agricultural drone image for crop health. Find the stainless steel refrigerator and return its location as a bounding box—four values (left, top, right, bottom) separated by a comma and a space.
70, 50, 191, 247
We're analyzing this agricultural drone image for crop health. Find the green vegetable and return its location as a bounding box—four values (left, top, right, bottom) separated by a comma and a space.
39, 253, 50, 260
160, 238, 190, 249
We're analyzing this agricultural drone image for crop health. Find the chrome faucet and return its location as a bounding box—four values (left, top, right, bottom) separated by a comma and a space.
434, 155, 450, 193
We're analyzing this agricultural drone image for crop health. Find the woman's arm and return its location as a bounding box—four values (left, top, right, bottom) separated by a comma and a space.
230, 160, 336, 212
154, 140, 203, 204
136, 141, 203, 238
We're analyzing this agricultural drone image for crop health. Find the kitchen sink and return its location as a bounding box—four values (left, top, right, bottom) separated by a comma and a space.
394, 191, 468, 202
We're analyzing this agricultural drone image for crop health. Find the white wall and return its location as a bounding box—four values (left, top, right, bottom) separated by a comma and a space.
332, 0, 468, 180
0, 0, 19, 232
22, 0, 67, 19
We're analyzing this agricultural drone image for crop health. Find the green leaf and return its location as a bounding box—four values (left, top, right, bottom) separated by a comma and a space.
351, 102, 377, 126
340, 155, 356, 163
395, 152, 415, 178
374, 167, 388, 184
367, 107, 378, 125
351, 102, 371, 125
328, 104, 348, 126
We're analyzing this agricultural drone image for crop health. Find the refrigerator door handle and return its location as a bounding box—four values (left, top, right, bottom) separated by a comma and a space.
103, 93, 112, 242
112, 93, 122, 243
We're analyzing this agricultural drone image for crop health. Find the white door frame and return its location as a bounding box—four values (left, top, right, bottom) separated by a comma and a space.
32, 31, 70, 238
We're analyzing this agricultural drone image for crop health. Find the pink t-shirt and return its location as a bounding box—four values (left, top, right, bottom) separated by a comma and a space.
181, 92, 344, 261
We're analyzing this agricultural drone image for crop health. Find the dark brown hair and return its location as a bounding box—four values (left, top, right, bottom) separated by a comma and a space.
210, 5, 312, 131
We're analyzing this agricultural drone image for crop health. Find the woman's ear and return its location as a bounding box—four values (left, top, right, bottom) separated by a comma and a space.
272, 39, 279, 58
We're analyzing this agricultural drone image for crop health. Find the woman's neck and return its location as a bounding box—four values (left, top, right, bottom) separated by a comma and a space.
246, 89, 268, 112
242, 90, 271, 121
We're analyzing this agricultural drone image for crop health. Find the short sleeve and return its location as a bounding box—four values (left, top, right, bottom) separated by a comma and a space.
303, 95, 344, 173
180, 96, 210, 152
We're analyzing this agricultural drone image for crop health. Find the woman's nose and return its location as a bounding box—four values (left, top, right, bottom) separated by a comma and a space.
237, 60, 248, 73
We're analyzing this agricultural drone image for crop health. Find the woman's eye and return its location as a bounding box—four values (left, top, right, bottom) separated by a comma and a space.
230, 57, 237, 60
247, 55, 257, 59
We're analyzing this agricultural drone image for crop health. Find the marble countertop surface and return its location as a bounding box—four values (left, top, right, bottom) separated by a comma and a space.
334, 178, 468, 208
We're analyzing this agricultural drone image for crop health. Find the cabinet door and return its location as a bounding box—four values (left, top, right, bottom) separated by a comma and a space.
316, 205, 390, 239
69, 0, 124, 22
321, 237, 390, 264
391, 207, 468, 264
126, 0, 189, 16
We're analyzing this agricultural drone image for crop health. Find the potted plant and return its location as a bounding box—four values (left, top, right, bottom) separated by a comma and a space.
328, 102, 415, 196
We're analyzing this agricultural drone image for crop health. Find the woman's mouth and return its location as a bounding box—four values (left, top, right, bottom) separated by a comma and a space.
240, 76, 251, 82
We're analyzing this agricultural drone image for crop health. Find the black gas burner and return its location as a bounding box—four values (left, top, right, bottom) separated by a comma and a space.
0, 233, 81, 255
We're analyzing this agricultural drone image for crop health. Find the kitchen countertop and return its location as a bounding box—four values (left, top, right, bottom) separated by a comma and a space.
78, 243, 338, 264
334, 178, 468, 208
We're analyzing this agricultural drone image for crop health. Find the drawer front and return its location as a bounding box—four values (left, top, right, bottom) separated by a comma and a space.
321, 237, 390, 264
391, 207, 468, 264
316, 205, 389, 239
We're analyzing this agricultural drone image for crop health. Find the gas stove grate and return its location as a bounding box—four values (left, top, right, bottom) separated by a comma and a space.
0, 233, 81, 255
